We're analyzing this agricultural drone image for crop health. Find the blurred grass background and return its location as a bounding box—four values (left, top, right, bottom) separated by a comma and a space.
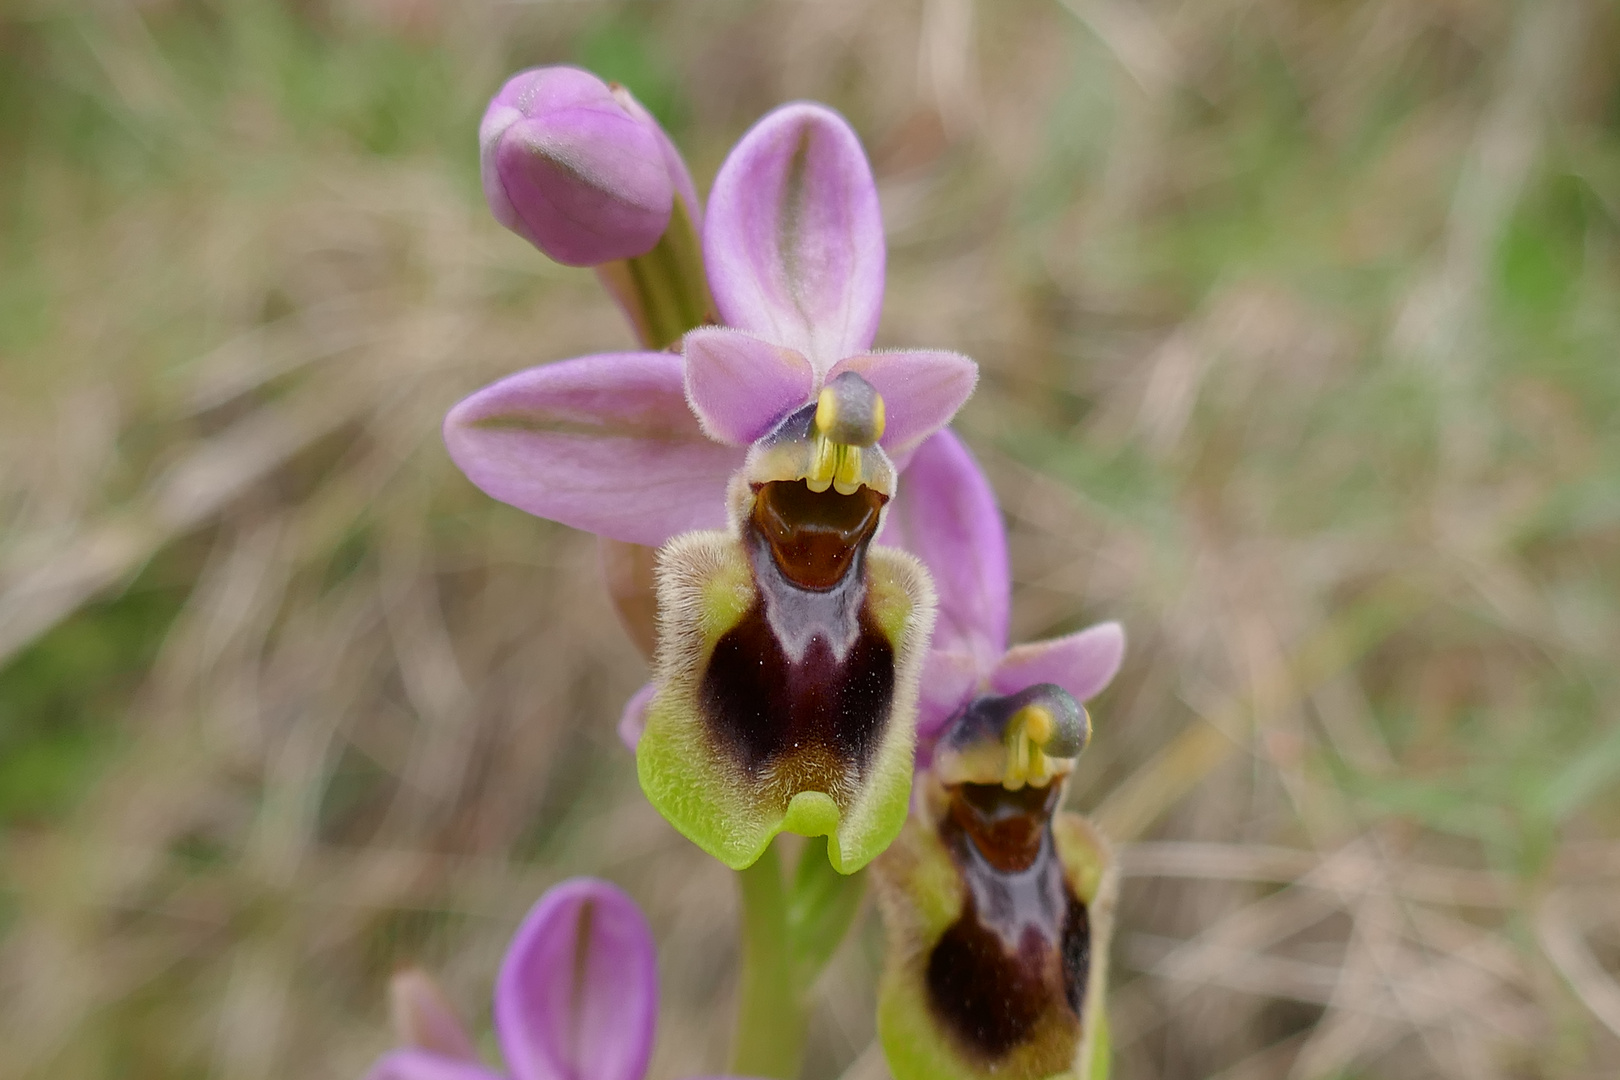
3, 0, 1620, 1077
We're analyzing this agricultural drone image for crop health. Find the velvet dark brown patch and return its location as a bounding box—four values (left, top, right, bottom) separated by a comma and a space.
1061, 891, 1091, 1015
699, 597, 895, 776
925, 782, 1090, 1063
925, 896, 1050, 1057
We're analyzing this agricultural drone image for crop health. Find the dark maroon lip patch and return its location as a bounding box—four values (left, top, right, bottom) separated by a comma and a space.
927, 782, 1091, 1062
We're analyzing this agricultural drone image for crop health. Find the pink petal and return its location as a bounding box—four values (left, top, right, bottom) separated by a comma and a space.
444, 353, 744, 548
496, 880, 658, 1080
682, 328, 816, 445
704, 103, 884, 371
879, 429, 1008, 665
914, 648, 987, 750
363, 1050, 502, 1080
617, 681, 655, 751
830, 351, 977, 458
990, 622, 1126, 704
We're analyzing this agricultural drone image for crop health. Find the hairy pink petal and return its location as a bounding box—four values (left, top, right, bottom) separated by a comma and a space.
990, 622, 1126, 705
496, 880, 658, 1080
444, 353, 743, 548
913, 649, 988, 754
830, 351, 977, 457
704, 103, 884, 370
879, 429, 1007, 666
683, 328, 817, 446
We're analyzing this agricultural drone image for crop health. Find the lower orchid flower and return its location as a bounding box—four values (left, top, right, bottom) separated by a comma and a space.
365, 878, 753, 1080
868, 430, 1123, 1079
873, 685, 1117, 1080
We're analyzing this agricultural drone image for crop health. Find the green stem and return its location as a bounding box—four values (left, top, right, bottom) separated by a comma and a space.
730, 840, 809, 1079
594, 196, 713, 350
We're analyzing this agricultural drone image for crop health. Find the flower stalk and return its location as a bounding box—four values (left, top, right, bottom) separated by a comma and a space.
732, 841, 806, 1079
597, 196, 714, 350
732, 837, 867, 1079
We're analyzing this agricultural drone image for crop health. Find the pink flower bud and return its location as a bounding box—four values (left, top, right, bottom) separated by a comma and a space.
480, 66, 675, 266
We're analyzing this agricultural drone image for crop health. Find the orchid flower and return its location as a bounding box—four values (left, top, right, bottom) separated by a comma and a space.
446, 104, 976, 875
365, 878, 750, 1080
878, 429, 1124, 772
866, 430, 1122, 1079
872, 686, 1117, 1080
634, 105, 990, 875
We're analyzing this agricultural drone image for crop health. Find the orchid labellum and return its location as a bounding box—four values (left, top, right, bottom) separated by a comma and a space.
872, 433, 1123, 1080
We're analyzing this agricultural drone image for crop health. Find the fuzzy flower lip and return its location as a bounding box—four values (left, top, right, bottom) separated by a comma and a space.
447, 102, 975, 549
364, 878, 748, 1080
481, 66, 693, 267
878, 429, 1125, 751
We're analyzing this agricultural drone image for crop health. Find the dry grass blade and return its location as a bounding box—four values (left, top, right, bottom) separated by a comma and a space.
1537, 894, 1620, 1042
0, 359, 376, 667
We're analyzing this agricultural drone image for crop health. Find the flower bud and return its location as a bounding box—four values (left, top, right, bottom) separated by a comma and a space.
480, 66, 675, 266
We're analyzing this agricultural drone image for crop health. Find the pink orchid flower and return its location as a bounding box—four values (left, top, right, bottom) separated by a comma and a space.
864, 434, 1121, 1080
365, 878, 752, 1080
